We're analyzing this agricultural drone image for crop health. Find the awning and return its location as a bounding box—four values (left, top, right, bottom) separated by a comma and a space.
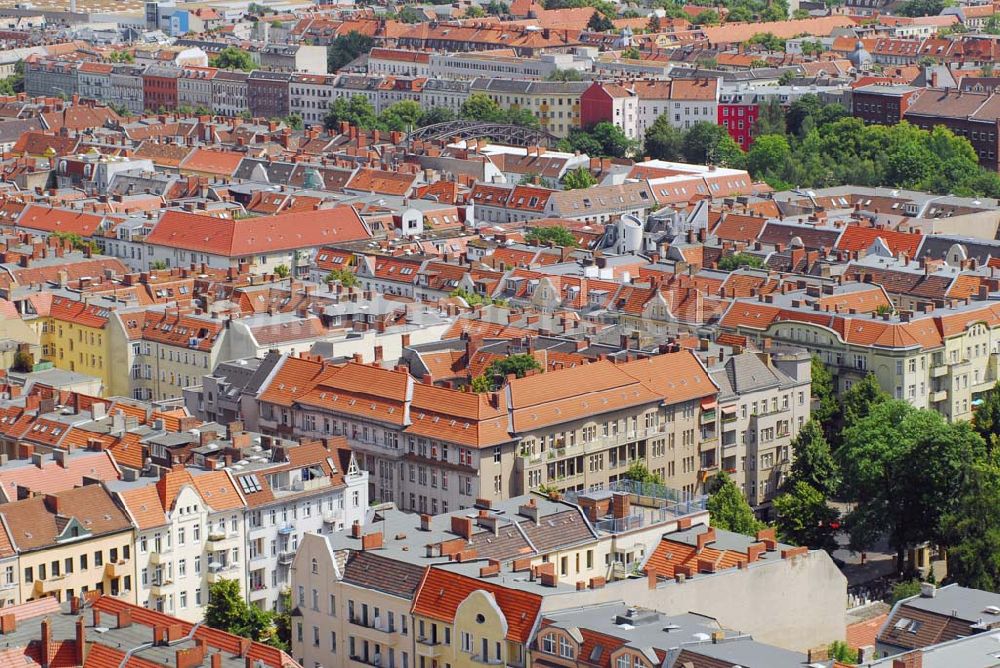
720, 405, 737, 415
701, 398, 717, 411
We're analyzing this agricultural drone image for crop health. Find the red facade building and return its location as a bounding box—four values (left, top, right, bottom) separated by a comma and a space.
718, 90, 759, 149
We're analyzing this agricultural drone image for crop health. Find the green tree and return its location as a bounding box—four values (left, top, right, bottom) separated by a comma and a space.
505, 106, 541, 129
461, 93, 505, 122
418, 106, 456, 126
206, 579, 246, 634
746, 134, 791, 180
273, 589, 293, 650
772, 481, 839, 550
716, 252, 763, 270
150, 260, 167, 270
788, 419, 839, 496
11, 350, 32, 373
890, 579, 922, 603
682, 121, 744, 167
621, 46, 641, 59
745, 32, 785, 51
379, 100, 423, 132
210, 46, 255, 71
706, 471, 765, 536
752, 98, 786, 136
588, 10, 615, 31
590, 121, 636, 158
273, 264, 290, 278
623, 462, 664, 485
324, 95, 378, 131
525, 226, 579, 247
562, 166, 597, 190
470, 374, 492, 393
974, 381, 1000, 451
327, 32, 375, 72
897, 0, 947, 16
325, 268, 358, 287
828, 641, 858, 664
647, 14, 661, 31
810, 356, 837, 439
643, 114, 685, 161
986, 14, 1000, 34
464, 4, 485, 17
283, 114, 303, 130
399, 5, 426, 22
940, 462, 1000, 591
692, 9, 720, 25
485, 0, 510, 14
840, 372, 889, 436
557, 129, 604, 156
107, 50, 134, 63
547, 68, 584, 81
479, 354, 542, 390
838, 400, 986, 570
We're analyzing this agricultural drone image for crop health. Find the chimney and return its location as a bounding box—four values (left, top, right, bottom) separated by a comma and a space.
361, 531, 383, 550
40, 619, 52, 668
75, 617, 86, 664
450, 515, 473, 540
611, 492, 630, 519
696, 527, 716, 552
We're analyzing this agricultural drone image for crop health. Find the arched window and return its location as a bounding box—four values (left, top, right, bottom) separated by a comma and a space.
311, 558, 318, 574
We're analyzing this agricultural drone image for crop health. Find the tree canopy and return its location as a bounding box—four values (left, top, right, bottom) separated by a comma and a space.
940, 462, 1000, 591
772, 481, 840, 551
327, 32, 374, 72
525, 226, 579, 247
707, 471, 766, 536
838, 399, 986, 569
562, 167, 597, 190
559, 122, 636, 158
209, 46, 255, 71
716, 252, 764, 271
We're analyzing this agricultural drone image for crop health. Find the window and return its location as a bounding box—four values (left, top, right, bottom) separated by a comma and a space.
461, 632, 472, 653
559, 637, 574, 658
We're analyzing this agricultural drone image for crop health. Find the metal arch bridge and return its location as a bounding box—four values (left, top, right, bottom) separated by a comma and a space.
406, 121, 560, 147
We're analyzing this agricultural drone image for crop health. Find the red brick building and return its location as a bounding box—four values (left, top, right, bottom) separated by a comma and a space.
141, 65, 180, 112
852, 84, 922, 126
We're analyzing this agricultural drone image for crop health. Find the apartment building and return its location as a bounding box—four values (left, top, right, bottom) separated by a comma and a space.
470, 78, 589, 139
290, 74, 337, 127
143, 65, 181, 111
233, 439, 368, 613
212, 70, 249, 117
720, 282, 1000, 422
114, 467, 246, 620
291, 495, 845, 666
580, 82, 639, 140
177, 66, 216, 111
78, 62, 113, 103
419, 79, 471, 116
248, 71, 292, 120
708, 349, 811, 510
249, 348, 719, 514
110, 308, 226, 402
291, 491, 703, 668
24, 58, 79, 98
0, 484, 135, 603
109, 64, 147, 115
633, 78, 721, 137
24, 294, 115, 395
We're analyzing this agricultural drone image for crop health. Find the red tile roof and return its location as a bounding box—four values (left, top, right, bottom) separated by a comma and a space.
412, 568, 542, 643
147, 206, 371, 257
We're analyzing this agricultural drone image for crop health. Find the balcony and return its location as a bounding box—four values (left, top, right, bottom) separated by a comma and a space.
206, 532, 241, 551
104, 559, 130, 579
415, 640, 444, 659
207, 564, 239, 584
323, 511, 343, 525
277, 524, 295, 536
149, 549, 171, 564
349, 654, 385, 668
930, 390, 949, 403
931, 364, 949, 378
350, 616, 394, 634
277, 550, 296, 566
249, 584, 268, 600
149, 579, 172, 597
